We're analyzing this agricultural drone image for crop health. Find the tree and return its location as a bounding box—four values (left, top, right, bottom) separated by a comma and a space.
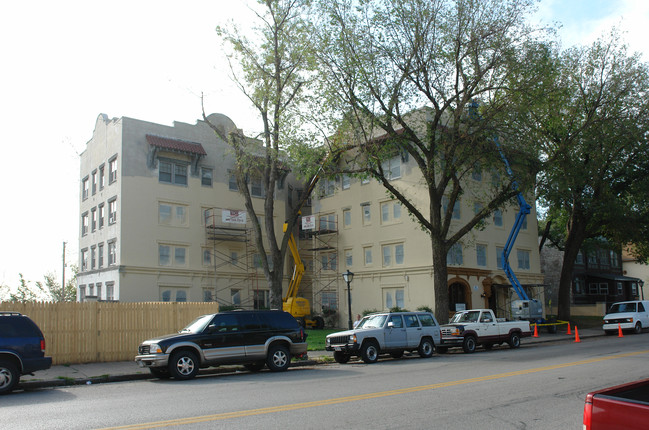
209, 0, 328, 309
37, 266, 78, 302
313, 0, 545, 322
513, 31, 649, 320
9, 273, 45, 303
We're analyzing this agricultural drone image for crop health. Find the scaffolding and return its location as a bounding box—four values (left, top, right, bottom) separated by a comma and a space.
298, 212, 340, 316
204, 207, 264, 309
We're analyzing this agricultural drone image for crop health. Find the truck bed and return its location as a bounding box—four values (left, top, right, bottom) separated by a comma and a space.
584, 378, 649, 430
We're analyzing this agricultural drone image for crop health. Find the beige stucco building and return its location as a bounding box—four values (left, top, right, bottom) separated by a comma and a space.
78, 113, 300, 307
78, 112, 544, 326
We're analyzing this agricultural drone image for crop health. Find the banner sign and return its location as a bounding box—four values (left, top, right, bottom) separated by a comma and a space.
222, 209, 247, 224
302, 215, 315, 230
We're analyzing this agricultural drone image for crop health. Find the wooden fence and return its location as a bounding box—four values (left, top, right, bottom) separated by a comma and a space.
0, 302, 218, 365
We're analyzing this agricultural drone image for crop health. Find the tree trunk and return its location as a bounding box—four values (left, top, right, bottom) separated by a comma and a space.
431, 239, 450, 324
269, 265, 284, 310
557, 213, 587, 321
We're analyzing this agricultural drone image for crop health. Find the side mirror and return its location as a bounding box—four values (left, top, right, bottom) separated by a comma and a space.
387, 322, 394, 328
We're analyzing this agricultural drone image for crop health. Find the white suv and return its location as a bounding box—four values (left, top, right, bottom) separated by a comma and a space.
603, 300, 649, 335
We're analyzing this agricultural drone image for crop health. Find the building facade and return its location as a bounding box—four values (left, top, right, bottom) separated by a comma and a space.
78, 113, 298, 306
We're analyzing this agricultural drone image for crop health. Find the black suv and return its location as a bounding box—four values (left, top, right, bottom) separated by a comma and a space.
0, 312, 52, 394
135, 310, 308, 380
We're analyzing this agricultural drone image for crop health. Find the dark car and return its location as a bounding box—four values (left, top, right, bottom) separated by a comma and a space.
0, 312, 52, 394
135, 310, 308, 380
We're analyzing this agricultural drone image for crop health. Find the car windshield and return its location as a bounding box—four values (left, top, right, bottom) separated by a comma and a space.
450, 311, 480, 323
361, 314, 388, 329
179, 314, 213, 333
608, 303, 636, 314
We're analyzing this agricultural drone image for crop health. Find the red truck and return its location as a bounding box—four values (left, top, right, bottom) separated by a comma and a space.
583, 378, 649, 430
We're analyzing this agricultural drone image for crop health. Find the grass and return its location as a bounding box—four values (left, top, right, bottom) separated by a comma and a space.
305, 329, 338, 350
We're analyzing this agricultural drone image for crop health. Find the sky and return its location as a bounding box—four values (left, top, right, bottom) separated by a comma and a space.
1, 0, 647, 291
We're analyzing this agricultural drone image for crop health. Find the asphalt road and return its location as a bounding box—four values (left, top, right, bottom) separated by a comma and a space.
4, 335, 648, 429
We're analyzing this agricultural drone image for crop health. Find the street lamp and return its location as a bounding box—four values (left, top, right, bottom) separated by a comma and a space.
342, 270, 355, 330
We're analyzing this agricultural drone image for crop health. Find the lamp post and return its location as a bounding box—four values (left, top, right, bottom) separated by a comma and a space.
342, 270, 355, 330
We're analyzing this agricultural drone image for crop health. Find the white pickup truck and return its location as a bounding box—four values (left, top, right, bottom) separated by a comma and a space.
439, 309, 531, 353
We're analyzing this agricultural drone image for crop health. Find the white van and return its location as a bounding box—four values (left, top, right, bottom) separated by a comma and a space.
602, 300, 649, 334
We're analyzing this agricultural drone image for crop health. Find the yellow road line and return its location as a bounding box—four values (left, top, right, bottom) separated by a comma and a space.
102, 349, 649, 429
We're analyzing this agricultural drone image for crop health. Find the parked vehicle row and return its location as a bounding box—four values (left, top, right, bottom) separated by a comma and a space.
602, 300, 649, 335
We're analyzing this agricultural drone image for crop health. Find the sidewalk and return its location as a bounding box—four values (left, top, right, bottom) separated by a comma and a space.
19, 327, 604, 390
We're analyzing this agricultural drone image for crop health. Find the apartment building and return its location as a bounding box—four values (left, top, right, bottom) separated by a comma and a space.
308, 152, 545, 321
78, 113, 297, 306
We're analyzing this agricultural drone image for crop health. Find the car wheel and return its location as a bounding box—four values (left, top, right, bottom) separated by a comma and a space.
314, 316, 325, 330
390, 350, 405, 359
418, 338, 435, 358
149, 367, 171, 379
333, 351, 351, 364
297, 317, 306, 328
360, 341, 380, 363
244, 361, 266, 372
436, 346, 448, 354
0, 360, 20, 395
267, 345, 290, 372
462, 336, 477, 353
634, 322, 642, 334
168, 350, 200, 380
509, 332, 521, 349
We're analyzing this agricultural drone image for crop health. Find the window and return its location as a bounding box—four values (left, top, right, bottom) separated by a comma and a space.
98, 204, 105, 229
175, 247, 186, 266
159, 160, 187, 185
381, 156, 401, 180
442, 196, 460, 220
494, 209, 503, 227
91, 246, 96, 269
345, 249, 352, 267
322, 177, 336, 196
98, 243, 104, 268
599, 283, 609, 295
321, 252, 337, 271
598, 249, 609, 267
517, 249, 530, 270
228, 172, 238, 191
253, 254, 263, 269
231, 289, 241, 306
476, 244, 487, 267
159, 244, 187, 266
617, 282, 623, 295
521, 216, 528, 230
361, 203, 371, 225
364, 246, 373, 266
109, 156, 118, 183
361, 175, 370, 185
251, 176, 265, 197
159, 203, 187, 226
79, 285, 86, 301
610, 250, 620, 267
82, 177, 89, 200
587, 251, 597, 265
81, 248, 88, 271
106, 283, 114, 301
382, 245, 391, 267
343, 209, 351, 228
472, 166, 482, 181
447, 243, 463, 266
384, 288, 404, 309
160, 288, 188, 302
254, 290, 269, 309
474, 202, 483, 215
496, 246, 504, 269
395, 244, 404, 265
589, 283, 598, 294
231, 251, 239, 266
321, 291, 338, 310
91, 170, 97, 195
203, 289, 214, 302
108, 240, 116, 265
96, 283, 102, 300
82, 212, 89, 236
381, 201, 402, 224
203, 249, 211, 266
91, 208, 97, 232
108, 198, 117, 224
574, 279, 585, 295
319, 213, 336, 231
575, 251, 584, 265
159, 245, 171, 266
88, 284, 94, 297
342, 174, 350, 190
201, 167, 213, 187
632, 283, 638, 296
382, 243, 404, 267
99, 164, 105, 190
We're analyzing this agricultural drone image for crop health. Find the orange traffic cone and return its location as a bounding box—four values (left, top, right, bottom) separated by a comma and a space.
566, 323, 572, 335
533, 324, 539, 338
574, 326, 581, 343
618, 323, 624, 338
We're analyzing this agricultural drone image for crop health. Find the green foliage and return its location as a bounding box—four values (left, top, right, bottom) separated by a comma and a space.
362, 309, 380, 316
9, 273, 45, 303
389, 306, 409, 313
416, 305, 433, 313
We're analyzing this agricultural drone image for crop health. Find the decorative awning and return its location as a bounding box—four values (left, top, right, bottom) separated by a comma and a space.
146, 134, 207, 156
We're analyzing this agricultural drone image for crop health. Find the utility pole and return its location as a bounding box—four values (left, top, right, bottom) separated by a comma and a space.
62, 241, 66, 292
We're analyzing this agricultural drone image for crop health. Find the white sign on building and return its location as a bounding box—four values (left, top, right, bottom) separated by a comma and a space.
302, 215, 315, 231
222, 209, 247, 224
